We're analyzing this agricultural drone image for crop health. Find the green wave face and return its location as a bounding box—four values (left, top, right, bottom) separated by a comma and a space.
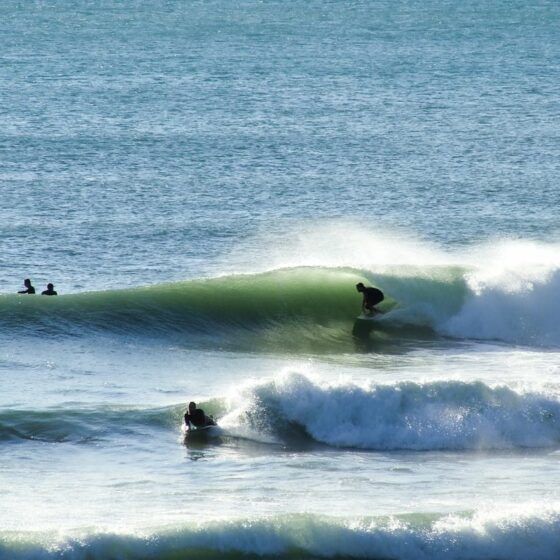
0, 267, 469, 353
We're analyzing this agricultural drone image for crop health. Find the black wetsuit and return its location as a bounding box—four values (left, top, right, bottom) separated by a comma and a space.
18, 286, 35, 294
363, 287, 384, 310
184, 408, 215, 428
42, 289, 57, 296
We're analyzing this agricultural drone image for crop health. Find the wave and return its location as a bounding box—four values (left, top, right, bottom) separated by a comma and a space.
0, 405, 183, 444
0, 268, 372, 351
3, 374, 560, 451
4, 254, 560, 349
220, 373, 560, 451
2, 509, 560, 559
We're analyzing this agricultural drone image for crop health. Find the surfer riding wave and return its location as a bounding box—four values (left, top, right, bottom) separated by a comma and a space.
356, 283, 384, 316
184, 401, 217, 430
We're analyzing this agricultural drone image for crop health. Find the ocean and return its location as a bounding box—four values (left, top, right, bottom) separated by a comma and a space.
1, 0, 560, 558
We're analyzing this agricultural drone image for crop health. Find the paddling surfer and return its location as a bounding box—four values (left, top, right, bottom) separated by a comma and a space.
184, 401, 216, 429
356, 282, 384, 316
18, 279, 36, 294
41, 283, 58, 296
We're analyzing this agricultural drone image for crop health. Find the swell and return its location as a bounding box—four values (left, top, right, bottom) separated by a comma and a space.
4, 375, 560, 451
2, 510, 560, 560
0, 268, 372, 341
0, 405, 184, 444
0, 266, 454, 352
4, 262, 560, 349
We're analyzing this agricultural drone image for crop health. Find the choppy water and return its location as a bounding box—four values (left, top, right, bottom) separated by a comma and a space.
2, 1, 560, 558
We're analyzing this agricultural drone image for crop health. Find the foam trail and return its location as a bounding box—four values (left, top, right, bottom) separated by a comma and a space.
221, 373, 560, 450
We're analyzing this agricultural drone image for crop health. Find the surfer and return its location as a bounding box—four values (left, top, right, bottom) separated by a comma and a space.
184, 401, 216, 429
41, 283, 58, 296
356, 282, 384, 315
18, 279, 36, 294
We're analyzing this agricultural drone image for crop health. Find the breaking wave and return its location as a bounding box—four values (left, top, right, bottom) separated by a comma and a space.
5, 373, 560, 451
2, 509, 560, 560
221, 373, 560, 451
4, 254, 560, 350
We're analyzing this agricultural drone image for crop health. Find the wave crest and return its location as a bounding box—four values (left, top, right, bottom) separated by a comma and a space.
2, 509, 560, 560
4, 260, 560, 349
222, 373, 560, 450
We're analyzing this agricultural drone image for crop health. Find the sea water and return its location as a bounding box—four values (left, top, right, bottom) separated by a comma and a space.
1, 0, 560, 558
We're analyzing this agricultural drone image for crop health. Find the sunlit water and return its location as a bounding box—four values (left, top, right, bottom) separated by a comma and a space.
1, 1, 560, 558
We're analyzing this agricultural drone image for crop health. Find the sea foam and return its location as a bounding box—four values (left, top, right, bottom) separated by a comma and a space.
221, 372, 560, 450
2, 509, 559, 560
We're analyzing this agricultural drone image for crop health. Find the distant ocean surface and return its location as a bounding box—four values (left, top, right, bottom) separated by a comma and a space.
2, 1, 560, 558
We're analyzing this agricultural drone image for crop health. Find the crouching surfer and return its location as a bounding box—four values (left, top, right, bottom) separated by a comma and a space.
356, 282, 384, 316
184, 401, 216, 430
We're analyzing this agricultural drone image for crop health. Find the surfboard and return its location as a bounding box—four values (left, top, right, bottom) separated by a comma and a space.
184, 424, 218, 441
356, 313, 381, 321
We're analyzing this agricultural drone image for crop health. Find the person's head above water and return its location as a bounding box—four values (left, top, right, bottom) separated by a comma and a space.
356, 282, 365, 292
188, 401, 197, 413
19, 279, 36, 294
47, 283, 54, 290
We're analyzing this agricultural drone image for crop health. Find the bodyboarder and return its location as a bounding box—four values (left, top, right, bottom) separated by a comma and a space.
184, 401, 216, 429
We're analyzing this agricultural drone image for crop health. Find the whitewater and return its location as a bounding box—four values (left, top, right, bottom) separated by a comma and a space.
3, 234, 560, 559
2, 0, 560, 558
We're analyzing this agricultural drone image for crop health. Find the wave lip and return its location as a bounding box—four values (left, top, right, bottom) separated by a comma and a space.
2, 509, 560, 560
222, 373, 560, 451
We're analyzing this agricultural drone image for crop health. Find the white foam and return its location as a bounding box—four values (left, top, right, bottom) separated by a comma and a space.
228, 223, 560, 347
3, 507, 560, 559
222, 372, 560, 450
443, 267, 560, 346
